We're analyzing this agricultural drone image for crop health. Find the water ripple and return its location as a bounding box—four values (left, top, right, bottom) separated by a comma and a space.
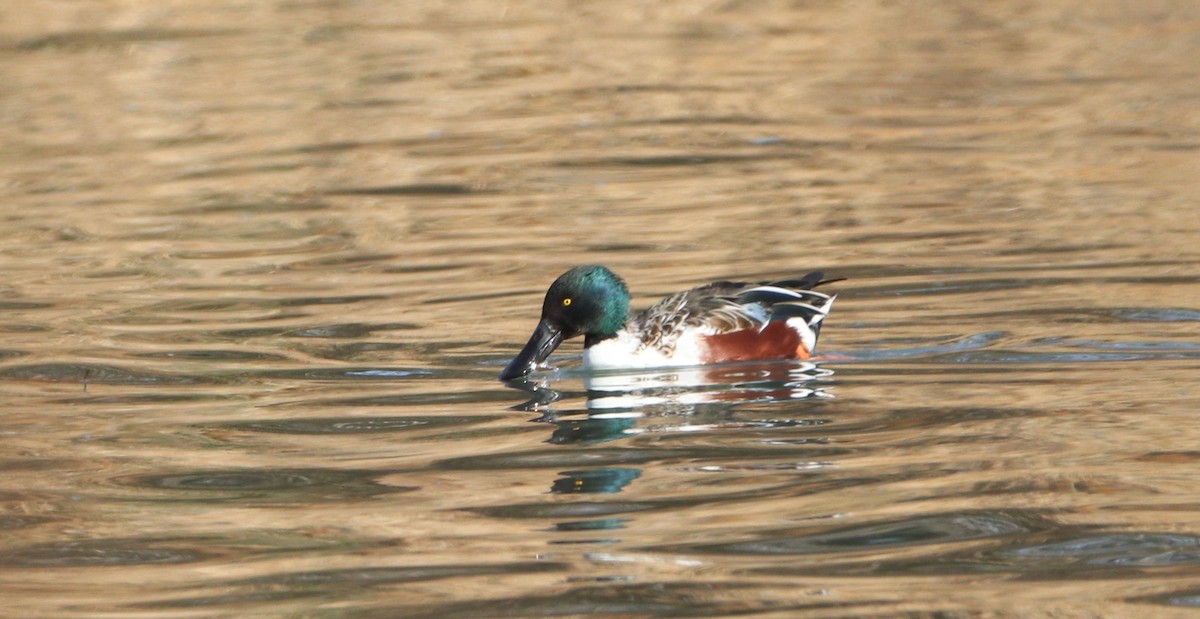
118, 468, 411, 503
1003, 533, 1200, 567
0, 363, 212, 385
239, 561, 565, 588
1109, 308, 1200, 322
6, 540, 210, 568
682, 511, 1042, 556
210, 415, 497, 435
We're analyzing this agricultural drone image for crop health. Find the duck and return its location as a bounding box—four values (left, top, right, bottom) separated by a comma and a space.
499, 265, 840, 381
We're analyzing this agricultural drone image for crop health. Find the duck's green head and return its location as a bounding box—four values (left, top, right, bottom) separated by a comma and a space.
499, 265, 629, 381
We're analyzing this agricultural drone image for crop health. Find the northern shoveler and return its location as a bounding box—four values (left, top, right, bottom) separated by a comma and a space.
499, 265, 840, 381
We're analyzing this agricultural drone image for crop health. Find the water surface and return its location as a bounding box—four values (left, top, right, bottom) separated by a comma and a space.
2, 1, 1200, 616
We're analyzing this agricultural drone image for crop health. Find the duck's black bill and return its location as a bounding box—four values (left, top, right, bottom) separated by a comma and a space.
499, 319, 565, 381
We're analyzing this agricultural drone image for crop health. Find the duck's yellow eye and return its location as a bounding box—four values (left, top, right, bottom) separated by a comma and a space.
562, 297, 572, 307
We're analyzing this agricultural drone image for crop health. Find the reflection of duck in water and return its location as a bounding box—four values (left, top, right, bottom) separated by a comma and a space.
500, 265, 841, 381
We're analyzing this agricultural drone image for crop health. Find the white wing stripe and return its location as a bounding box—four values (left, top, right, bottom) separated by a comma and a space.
742, 285, 817, 299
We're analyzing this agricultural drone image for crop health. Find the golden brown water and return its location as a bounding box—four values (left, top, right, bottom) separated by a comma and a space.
3, 1, 1200, 616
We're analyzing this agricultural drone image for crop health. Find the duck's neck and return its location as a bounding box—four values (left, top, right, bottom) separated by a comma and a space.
584, 316, 628, 348
584, 331, 619, 349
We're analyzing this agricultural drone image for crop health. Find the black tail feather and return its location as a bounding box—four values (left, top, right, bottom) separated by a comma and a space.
770, 271, 845, 290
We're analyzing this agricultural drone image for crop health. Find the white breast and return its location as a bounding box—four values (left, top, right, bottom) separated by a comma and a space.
582, 330, 706, 371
